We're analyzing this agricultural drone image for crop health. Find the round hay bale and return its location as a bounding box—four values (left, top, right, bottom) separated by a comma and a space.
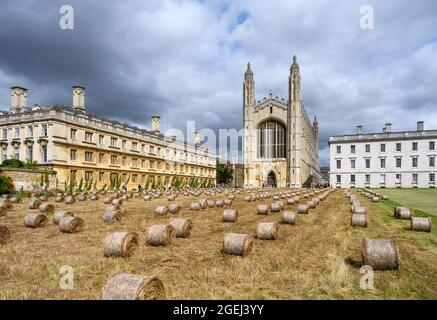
146, 224, 175, 246
104, 232, 139, 257
103, 197, 113, 204
101, 273, 165, 300
372, 196, 380, 202
353, 206, 366, 215
59, 216, 84, 233
215, 200, 224, 207
103, 208, 122, 224
53, 211, 74, 224
257, 204, 270, 215
256, 222, 279, 240
244, 196, 252, 202
198, 199, 207, 209
143, 195, 151, 201
410, 217, 432, 232
382, 195, 389, 200
170, 218, 193, 238
308, 200, 316, 209
287, 198, 295, 205
112, 199, 123, 207
55, 196, 64, 203
168, 204, 181, 215
271, 202, 281, 212
24, 213, 48, 228
351, 214, 368, 227
29, 198, 41, 210
154, 206, 168, 216
0, 225, 11, 244
224, 199, 233, 206
223, 209, 238, 222
298, 204, 309, 214
362, 239, 400, 270
39, 203, 55, 213
282, 211, 297, 225
190, 202, 201, 211
207, 200, 215, 208
77, 194, 87, 201
167, 195, 175, 201
396, 207, 413, 220
91, 195, 99, 201
65, 196, 76, 205
222, 233, 253, 257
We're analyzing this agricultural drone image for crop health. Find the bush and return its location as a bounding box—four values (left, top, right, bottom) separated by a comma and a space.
0, 159, 25, 168
0, 175, 15, 194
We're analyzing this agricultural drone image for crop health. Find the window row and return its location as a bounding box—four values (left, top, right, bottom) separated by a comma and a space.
2, 125, 48, 140
1, 145, 47, 163
336, 156, 435, 169
336, 173, 435, 184
336, 141, 436, 154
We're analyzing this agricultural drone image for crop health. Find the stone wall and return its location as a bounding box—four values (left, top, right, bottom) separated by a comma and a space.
0, 168, 58, 191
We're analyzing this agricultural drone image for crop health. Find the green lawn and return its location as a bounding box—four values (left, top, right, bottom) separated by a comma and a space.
375, 189, 437, 216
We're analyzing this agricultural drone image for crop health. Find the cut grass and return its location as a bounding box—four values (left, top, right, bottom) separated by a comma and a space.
375, 189, 437, 216
0, 190, 436, 300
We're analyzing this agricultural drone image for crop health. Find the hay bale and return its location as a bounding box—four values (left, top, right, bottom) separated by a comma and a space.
244, 196, 252, 202
103, 208, 122, 224
282, 211, 297, 225
382, 195, 389, 200
170, 218, 193, 238
101, 273, 165, 300
167, 195, 175, 201
154, 206, 168, 216
77, 194, 87, 201
190, 202, 201, 211
198, 199, 207, 209
271, 202, 281, 212
410, 217, 432, 232
104, 232, 139, 257
146, 224, 175, 246
55, 196, 64, 203
0, 225, 11, 244
112, 199, 123, 207
53, 211, 74, 224
287, 198, 295, 205
215, 200, 224, 207
65, 196, 76, 204
372, 196, 380, 202
39, 203, 55, 213
59, 216, 84, 233
91, 195, 99, 201
224, 199, 233, 206
362, 239, 400, 270
256, 222, 279, 240
29, 198, 41, 210
104, 197, 113, 204
168, 204, 181, 215
207, 200, 215, 208
353, 206, 366, 215
24, 213, 48, 228
144, 195, 151, 201
222, 233, 253, 257
351, 214, 368, 227
257, 204, 270, 215
298, 204, 309, 214
395, 207, 413, 220
308, 200, 316, 209
223, 209, 238, 222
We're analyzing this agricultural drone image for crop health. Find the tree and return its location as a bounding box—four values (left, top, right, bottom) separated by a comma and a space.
216, 164, 234, 185
0, 159, 25, 168
0, 175, 15, 194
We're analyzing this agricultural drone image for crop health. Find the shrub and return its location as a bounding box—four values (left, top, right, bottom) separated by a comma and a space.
0, 175, 15, 194
0, 159, 25, 168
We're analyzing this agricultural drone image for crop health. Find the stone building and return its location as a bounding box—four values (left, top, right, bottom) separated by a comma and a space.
329, 122, 436, 188
242, 56, 320, 187
0, 86, 216, 190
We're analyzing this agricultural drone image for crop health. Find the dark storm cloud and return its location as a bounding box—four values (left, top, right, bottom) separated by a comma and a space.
0, 0, 436, 166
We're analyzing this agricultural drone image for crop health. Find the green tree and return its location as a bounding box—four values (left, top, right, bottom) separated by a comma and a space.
0, 159, 25, 168
24, 159, 39, 169
216, 164, 233, 185
0, 175, 15, 194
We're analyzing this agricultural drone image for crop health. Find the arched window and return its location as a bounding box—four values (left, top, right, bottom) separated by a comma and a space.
257, 120, 286, 158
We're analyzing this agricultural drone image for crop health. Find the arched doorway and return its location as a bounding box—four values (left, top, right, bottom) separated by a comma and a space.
267, 171, 277, 187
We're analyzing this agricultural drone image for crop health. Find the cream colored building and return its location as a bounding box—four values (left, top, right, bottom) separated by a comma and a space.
243, 56, 320, 188
0, 86, 216, 190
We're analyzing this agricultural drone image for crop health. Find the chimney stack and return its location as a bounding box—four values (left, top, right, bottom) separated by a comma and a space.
385, 123, 392, 133
151, 115, 160, 133
356, 125, 363, 134
11, 86, 28, 109
417, 121, 424, 132
72, 85, 86, 111
194, 131, 201, 146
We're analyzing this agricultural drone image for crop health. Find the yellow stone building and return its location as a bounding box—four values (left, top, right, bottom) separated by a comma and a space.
0, 86, 216, 190
243, 56, 320, 188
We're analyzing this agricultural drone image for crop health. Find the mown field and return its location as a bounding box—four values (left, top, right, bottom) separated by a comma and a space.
375, 188, 437, 216
0, 189, 436, 300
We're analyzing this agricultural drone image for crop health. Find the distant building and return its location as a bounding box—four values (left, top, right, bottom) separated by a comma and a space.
320, 167, 330, 183
242, 56, 320, 188
0, 86, 216, 190
217, 159, 244, 188
329, 122, 436, 188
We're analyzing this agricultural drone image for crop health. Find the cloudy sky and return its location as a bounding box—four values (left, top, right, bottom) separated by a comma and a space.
0, 0, 436, 166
